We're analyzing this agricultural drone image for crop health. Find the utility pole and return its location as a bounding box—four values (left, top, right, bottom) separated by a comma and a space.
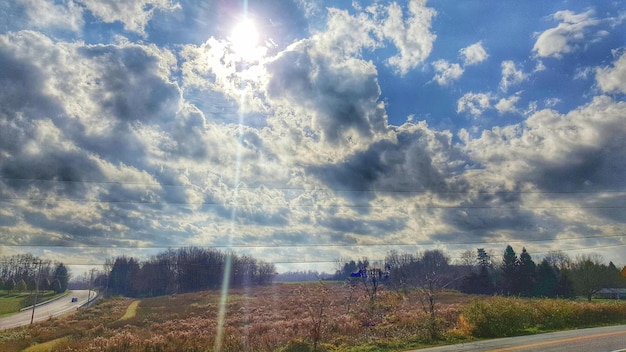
87, 268, 96, 305
30, 260, 42, 324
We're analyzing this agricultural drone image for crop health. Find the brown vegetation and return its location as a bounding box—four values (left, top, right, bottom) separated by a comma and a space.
1, 283, 625, 352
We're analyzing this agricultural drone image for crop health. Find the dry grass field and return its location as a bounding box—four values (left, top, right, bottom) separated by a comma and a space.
1, 282, 625, 352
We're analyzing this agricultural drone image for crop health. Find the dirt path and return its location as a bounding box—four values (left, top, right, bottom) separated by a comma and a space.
119, 300, 140, 321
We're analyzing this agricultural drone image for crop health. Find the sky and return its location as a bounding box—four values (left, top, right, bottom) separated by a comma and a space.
1, 0, 625, 275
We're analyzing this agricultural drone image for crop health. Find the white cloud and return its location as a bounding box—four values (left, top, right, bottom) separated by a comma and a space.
432, 59, 463, 85
460, 41, 488, 66
532, 10, 599, 58
495, 93, 521, 114
545, 98, 561, 108
534, 60, 546, 73
465, 96, 626, 191
382, 0, 437, 75
457, 92, 493, 116
596, 51, 626, 94
18, 0, 84, 32
574, 66, 594, 80
316, 8, 380, 58
296, 0, 323, 18
500, 60, 528, 92
292, 0, 437, 76
78, 0, 181, 35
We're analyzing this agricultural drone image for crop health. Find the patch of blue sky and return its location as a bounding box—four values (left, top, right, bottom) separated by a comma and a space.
81, 13, 135, 44
184, 88, 240, 123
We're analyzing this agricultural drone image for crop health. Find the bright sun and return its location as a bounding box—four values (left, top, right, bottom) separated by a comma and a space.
230, 19, 260, 60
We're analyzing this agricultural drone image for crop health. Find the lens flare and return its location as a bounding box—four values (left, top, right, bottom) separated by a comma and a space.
230, 18, 259, 60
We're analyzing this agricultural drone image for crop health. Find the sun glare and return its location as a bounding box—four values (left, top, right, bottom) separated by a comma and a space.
230, 19, 260, 60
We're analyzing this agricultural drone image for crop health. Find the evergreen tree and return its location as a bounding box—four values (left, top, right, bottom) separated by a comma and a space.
533, 259, 558, 297
109, 256, 133, 296
460, 248, 495, 295
518, 248, 536, 296
498, 245, 519, 295
556, 269, 575, 298
607, 262, 624, 288
477, 248, 491, 268
53, 263, 69, 293
460, 265, 494, 295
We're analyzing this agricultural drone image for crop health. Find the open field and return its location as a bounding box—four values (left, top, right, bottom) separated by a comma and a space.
0, 291, 66, 317
1, 283, 625, 352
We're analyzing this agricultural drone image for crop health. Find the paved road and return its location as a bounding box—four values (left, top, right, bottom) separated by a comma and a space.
409, 324, 626, 351
0, 290, 96, 330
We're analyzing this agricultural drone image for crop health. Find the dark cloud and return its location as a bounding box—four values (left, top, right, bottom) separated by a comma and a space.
1, 151, 101, 196
266, 43, 386, 144
0, 44, 105, 194
0, 50, 58, 118
78, 45, 181, 125
584, 194, 626, 223
533, 147, 623, 193
318, 215, 406, 235
57, 43, 190, 171
23, 211, 105, 242
308, 127, 468, 202
266, 49, 315, 105
237, 130, 279, 166
237, 206, 289, 227
159, 109, 211, 161
0, 214, 17, 227
267, 230, 358, 246
443, 207, 536, 233
98, 206, 193, 248
308, 140, 393, 195
0, 44, 65, 156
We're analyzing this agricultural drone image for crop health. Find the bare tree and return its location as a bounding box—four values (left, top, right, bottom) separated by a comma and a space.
571, 254, 609, 301
544, 250, 571, 270
297, 282, 331, 351
457, 249, 476, 266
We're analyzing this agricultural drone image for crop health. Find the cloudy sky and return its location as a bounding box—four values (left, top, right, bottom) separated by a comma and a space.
1, 0, 625, 274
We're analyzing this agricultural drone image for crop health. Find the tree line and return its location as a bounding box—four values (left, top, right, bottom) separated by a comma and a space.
334, 246, 625, 301
0, 253, 69, 294
460, 246, 625, 301
96, 247, 276, 297
274, 270, 333, 282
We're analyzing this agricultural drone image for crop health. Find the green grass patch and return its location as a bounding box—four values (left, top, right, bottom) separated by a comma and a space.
0, 290, 65, 316
461, 296, 626, 338
22, 337, 68, 352
0, 292, 31, 316
119, 300, 140, 321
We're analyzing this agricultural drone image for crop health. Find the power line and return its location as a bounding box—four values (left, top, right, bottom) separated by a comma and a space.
1, 176, 625, 195
1, 197, 624, 209
1, 233, 625, 250
7, 242, 626, 269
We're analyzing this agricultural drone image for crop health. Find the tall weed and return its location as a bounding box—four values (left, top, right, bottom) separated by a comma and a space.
461, 296, 626, 338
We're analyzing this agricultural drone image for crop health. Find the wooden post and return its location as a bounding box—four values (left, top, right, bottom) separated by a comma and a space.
30, 260, 42, 324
